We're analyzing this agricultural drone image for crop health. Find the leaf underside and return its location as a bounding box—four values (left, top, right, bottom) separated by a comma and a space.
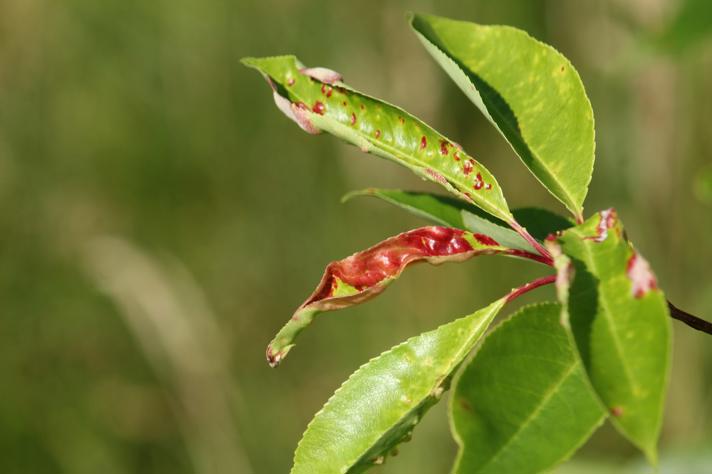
241, 55, 513, 223
410, 13, 595, 220
548, 209, 671, 464
267, 226, 540, 366
291, 298, 506, 474
451, 303, 605, 474
344, 188, 572, 251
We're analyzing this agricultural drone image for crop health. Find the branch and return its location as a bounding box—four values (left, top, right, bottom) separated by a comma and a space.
506, 275, 556, 303
667, 301, 712, 336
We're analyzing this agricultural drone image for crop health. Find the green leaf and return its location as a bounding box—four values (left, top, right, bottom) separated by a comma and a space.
450, 303, 605, 474
343, 188, 572, 251
267, 226, 544, 366
291, 298, 506, 474
241, 55, 513, 223
410, 13, 595, 221
547, 209, 671, 464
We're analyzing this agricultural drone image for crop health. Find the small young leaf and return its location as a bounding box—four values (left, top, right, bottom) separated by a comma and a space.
410, 13, 595, 221
241, 55, 513, 223
291, 298, 506, 474
547, 210, 671, 464
343, 188, 572, 251
267, 226, 546, 366
450, 303, 605, 474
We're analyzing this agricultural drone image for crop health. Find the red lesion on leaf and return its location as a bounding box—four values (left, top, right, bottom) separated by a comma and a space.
439, 139, 450, 156
463, 159, 474, 175
312, 101, 326, 115
320, 83, 333, 98
473, 233, 499, 246
300, 227, 494, 312
420, 135, 427, 150
585, 208, 618, 243
425, 168, 448, 185
626, 251, 658, 298
473, 172, 484, 190
610, 406, 624, 417
350, 112, 357, 125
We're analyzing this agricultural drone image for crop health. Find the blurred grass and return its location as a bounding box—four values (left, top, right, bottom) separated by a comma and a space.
0, 0, 710, 472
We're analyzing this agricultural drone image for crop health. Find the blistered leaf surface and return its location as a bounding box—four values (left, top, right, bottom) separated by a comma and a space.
410, 13, 595, 220
291, 298, 505, 474
266, 226, 537, 366
548, 210, 671, 463
242, 55, 513, 222
451, 303, 605, 474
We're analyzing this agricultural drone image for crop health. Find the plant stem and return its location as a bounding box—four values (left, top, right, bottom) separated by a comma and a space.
667, 301, 712, 336
508, 220, 553, 264
506, 275, 556, 303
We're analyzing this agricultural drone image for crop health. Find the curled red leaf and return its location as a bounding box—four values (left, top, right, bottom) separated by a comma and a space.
267, 226, 516, 366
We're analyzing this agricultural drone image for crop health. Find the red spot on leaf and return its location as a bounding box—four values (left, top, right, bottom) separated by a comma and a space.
485, 183, 492, 190
473, 173, 484, 190
320, 83, 333, 98
463, 159, 474, 175
586, 208, 617, 243
439, 140, 450, 155
611, 406, 624, 417
453, 152, 461, 161
312, 101, 326, 115
287, 77, 295, 86
626, 252, 658, 298
350, 112, 357, 125
420, 136, 427, 150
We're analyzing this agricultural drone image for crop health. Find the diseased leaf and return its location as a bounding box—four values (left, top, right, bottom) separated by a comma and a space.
344, 188, 572, 252
451, 303, 605, 474
241, 55, 513, 223
291, 298, 506, 474
267, 226, 545, 366
410, 13, 595, 221
547, 210, 671, 464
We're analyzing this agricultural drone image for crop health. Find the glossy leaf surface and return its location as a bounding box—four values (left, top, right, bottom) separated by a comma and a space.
548, 210, 671, 463
451, 303, 605, 474
344, 188, 572, 251
291, 298, 506, 474
242, 55, 513, 222
410, 13, 595, 220
267, 226, 543, 366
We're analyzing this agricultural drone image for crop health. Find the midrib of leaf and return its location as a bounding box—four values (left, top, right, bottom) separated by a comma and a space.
479, 81, 580, 215
350, 309, 497, 466
471, 361, 579, 473
571, 231, 640, 395
412, 28, 582, 217
294, 302, 501, 474
287, 88, 509, 220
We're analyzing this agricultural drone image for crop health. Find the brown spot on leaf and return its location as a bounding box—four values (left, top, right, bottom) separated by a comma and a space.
420, 135, 427, 150
611, 406, 624, 417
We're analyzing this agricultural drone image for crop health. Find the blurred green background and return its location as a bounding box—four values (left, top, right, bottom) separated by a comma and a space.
1, 0, 711, 472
